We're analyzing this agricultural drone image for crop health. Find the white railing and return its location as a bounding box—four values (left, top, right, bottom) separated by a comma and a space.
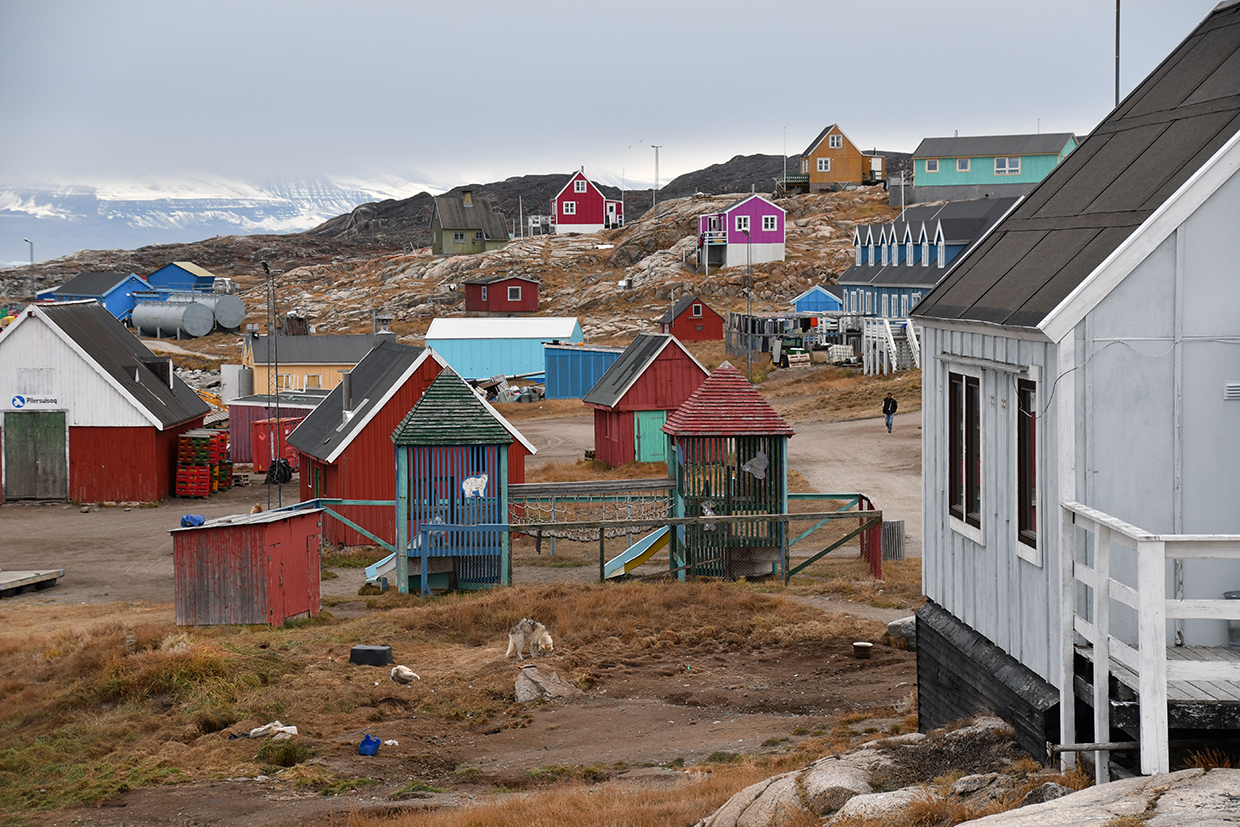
904, 321, 920, 369
1060, 501, 1240, 780
699, 229, 727, 245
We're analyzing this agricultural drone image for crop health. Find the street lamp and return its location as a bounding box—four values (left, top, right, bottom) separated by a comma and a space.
22, 238, 33, 266
651, 145, 662, 209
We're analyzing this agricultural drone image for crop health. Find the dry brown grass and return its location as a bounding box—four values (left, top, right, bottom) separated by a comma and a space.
496, 398, 591, 422
772, 369, 921, 423
526, 459, 668, 483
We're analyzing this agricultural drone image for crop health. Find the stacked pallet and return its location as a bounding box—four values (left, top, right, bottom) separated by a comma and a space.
176, 429, 230, 498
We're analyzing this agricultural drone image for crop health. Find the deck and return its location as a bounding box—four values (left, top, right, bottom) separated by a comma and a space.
0, 569, 65, 598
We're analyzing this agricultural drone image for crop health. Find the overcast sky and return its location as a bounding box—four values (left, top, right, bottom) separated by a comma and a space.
0, 0, 1222, 195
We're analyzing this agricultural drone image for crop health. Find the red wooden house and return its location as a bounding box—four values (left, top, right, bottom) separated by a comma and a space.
582, 333, 708, 466
287, 340, 534, 546
551, 171, 623, 234
657, 295, 724, 342
0, 301, 208, 503
463, 274, 540, 315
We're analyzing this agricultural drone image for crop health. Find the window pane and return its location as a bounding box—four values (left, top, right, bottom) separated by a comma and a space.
1018, 379, 1037, 546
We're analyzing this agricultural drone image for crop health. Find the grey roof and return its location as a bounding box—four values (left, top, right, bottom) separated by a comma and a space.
433, 193, 510, 238
228, 389, 331, 409
912, 133, 1076, 159
249, 333, 381, 365
285, 339, 427, 461
802, 123, 841, 156
838, 198, 1017, 288
916, 4, 1240, 328
657, 295, 715, 324
462, 274, 540, 285
38, 302, 209, 428
583, 333, 687, 408
52, 271, 141, 297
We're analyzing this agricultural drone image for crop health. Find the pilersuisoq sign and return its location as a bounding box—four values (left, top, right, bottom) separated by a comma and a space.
10, 395, 59, 409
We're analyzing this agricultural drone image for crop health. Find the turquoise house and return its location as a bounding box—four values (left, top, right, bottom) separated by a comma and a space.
425, 316, 583, 380
895, 133, 1076, 206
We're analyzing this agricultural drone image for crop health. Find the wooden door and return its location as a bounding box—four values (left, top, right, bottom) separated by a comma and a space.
634, 410, 668, 463
3, 411, 67, 499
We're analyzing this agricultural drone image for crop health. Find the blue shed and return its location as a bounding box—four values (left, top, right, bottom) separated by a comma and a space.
543, 343, 624, 399
791, 285, 844, 313
147, 262, 218, 293
425, 317, 584, 380
36, 271, 154, 322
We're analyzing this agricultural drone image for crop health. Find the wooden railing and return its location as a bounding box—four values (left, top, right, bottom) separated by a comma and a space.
1060, 501, 1240, 779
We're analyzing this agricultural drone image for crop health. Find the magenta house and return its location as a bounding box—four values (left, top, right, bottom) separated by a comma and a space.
696, 194, 786, 270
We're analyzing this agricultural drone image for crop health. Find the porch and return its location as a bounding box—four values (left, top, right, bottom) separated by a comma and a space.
1060, 501, 1240, 780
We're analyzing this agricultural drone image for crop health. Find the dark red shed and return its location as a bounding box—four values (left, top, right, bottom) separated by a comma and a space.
582, 333, 708, 466
287, 340, 534, 547
171, 507, 323, 626
657, 295, 724, 342
463, 275, 540, 315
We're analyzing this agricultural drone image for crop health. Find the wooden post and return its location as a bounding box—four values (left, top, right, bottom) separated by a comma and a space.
395, 448, 410, 594
598, 526, 606, 584
500, 446, 511, 587
1093, 525, 1112, 783
1136, 539, 1170, 774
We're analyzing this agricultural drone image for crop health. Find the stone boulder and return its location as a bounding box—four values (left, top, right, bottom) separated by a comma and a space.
513, 665, 583, 703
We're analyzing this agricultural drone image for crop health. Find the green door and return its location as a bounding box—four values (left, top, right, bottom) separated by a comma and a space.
3, 411, 68, 500
634, 410, 668, 463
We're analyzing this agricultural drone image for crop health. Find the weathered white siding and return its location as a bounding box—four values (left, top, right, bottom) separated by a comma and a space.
0, 316, 150, 428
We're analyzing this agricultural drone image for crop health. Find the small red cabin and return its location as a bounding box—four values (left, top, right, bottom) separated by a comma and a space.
463, 275, 540, 315
582, 333, 708, 466
287, 340, 534, 547
657, 295, 724, 342
551, 171, 623, 234
172, 508, 323, 626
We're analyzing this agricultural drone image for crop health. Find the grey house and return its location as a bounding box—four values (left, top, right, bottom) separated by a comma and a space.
913, 1, 1240, 778
430, 190, 510, 256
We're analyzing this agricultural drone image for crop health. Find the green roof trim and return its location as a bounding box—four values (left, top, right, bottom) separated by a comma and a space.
391, 368, 513, 446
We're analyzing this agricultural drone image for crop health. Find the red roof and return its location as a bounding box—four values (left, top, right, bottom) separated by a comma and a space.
662, 362, 794, 437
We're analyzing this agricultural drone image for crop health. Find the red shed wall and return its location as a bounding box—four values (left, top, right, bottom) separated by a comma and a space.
592, 407, 635, 466
465, 280, 539, 313
464, 283, 486, 312
555, 174, 605, 226
615, 347, 708, 412
262, 512, 322, 625
69, 417, 204, 502
670, 304, 724, 342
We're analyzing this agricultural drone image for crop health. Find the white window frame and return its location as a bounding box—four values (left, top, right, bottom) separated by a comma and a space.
995, 156, 1021, 175
508, 285, 521, 302
901, 294, 909, 317
956, 158, 971, 173
911, 291, 922, 306
453, 231, 465, 243
1014, 367, 1043, 566
906, 239, 914, 265
481, 286, 488, 301
817, 158, 831, 173
574, 180, 587, 193
735, 214, 750, 233
762, 215, 777, 232
925, 158, 940, 173
692, 303, 703, 318
306, 374, 321, 389
882, 293, 889, 317
855, 245, 862, 266
829, 134, 843, 149
938, 239, 946, 268
881, 244, 888, 266
865, 292, 873, 315
921, 239, 929, 266
562, 201, 576, 215
276, 373, 292, 390
946, 361, 986, 546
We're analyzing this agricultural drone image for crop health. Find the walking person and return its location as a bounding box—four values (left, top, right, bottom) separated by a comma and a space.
882, 393, 897, 433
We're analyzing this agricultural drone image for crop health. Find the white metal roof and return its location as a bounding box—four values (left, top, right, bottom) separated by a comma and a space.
425, 317, 581, 340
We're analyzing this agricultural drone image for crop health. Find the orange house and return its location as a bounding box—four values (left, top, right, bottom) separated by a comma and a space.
798, 124, 885, 191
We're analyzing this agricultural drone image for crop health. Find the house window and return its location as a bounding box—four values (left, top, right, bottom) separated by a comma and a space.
906, 239, 913, 265
949, 371, 982, 529
276, 374, 292, 390
474, 231, 484, 240
762, 215, 777, 232
801, 159, 808, 173
881, 244, 888, 266
911, 291, 922, 306
453, 231, 465, 243
882, 294, 889, 317
938, 239, 946, 268
829, 134, 843, 149
901, 294, 909, 317
921, 239, 929, 266
817, 158, 831, 173
306, 374, 321, 389
995, 157, 1021, 175
508, 285, 521, 302
481, 286, 488, 301
1017, 378, 1037, 549
562, 201, 577, 215
736, 215, 750, 233
865, 292, 873, 314
574, 180, 587, 193
855, 245, 862, 266
925, 159, 940, 173
692, 303, 703, 317
956, 158, 970, 173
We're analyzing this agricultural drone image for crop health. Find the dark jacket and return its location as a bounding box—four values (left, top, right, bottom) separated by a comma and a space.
882, 396, 897, 415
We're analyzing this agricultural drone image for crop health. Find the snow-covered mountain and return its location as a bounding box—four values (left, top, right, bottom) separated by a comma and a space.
0, 177, 435, 264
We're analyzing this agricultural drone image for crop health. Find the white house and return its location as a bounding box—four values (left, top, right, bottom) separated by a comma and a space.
912, 1, 1240, 778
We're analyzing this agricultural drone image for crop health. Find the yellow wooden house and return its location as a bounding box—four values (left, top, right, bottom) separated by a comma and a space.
242, 333, 384, 392
792, 124, 885, 192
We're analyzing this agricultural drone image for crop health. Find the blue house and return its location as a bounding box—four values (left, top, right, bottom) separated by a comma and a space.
36, 271, 153, 322
790, 284, 843, 313
425, 316, 583, 380
146, 262, 218, 294
839, 197, 1017, 319
894, 133, 1076, 206
543, 343, 624, 399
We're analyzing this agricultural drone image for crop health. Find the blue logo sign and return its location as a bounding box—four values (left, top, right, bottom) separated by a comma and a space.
11, 395, 24, 408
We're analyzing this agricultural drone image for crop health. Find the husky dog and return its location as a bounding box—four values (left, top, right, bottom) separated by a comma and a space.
506, 618, 554, 660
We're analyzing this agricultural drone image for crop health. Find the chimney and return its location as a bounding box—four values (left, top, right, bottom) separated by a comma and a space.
462, 190, 473, 207
342, 370, 353, 422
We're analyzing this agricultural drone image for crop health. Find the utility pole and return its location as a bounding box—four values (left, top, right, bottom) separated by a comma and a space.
1115, 0, 1121, 108
23, 238, 33, 266
651, 145, 662, 209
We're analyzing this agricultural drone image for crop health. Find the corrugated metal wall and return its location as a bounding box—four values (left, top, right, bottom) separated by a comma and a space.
428, 334, 583, 380
544, 346, 622, 399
